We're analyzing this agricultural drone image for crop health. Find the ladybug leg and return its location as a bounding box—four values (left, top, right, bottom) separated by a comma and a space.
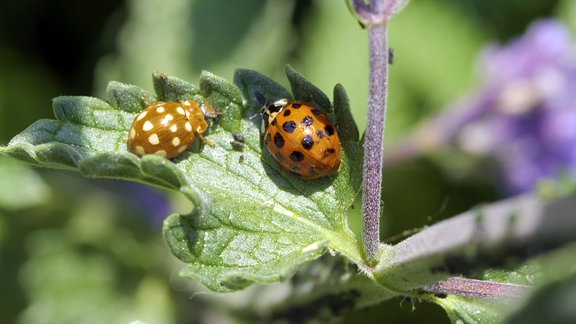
196, 132, 216, 147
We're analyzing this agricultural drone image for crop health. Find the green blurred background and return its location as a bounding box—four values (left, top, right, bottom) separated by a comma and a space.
0, 0, 572, 322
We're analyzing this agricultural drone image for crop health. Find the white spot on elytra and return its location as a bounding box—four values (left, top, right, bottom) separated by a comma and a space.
148, 133, 160, 145
185, 122, 192, 132
154, 150, 167, 157
176, 107, 185, 115
170, 124, 178, 133
134, 146, 145, 156
177, 145, 188, 153
142, 120, 154, 131
172, 137, 181, 146
136, 111, 147, 121
156, 106, 165, 113
129, 128, 136, 139
160, 114, 174, 126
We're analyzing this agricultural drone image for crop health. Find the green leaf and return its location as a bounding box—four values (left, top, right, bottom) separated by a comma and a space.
333, 84, 363, 196
333, 84, 360, 143
233, 68, 292, 110
152, 71, 201, 103
286, 65, 333, 112
433, 294, 509, 324
1, 70, 363, 292
106, 81, 151, 113
199, 70, 244, 130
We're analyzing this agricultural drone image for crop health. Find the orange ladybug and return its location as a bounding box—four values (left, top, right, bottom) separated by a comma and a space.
128, 100, 218, 159
261, 98, 341, 179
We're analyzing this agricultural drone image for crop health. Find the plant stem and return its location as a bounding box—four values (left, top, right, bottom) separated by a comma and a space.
351, 0, 408, 265
362, 21, 389, 265
422, 277, 531, 299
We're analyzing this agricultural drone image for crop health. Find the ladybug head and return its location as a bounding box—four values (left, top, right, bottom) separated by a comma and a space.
199, 101, 223, 121
260, 98, 289, 134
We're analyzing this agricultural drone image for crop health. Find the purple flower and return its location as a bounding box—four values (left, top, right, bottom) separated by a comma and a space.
397, 19, 576, 195
455, 19, 576, 195
124, 182, 172, 227
480, 20, 572, 85
98, 179, 172, 227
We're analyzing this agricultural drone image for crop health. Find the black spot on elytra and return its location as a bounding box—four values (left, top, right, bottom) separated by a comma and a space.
302, 135, 314, 150
283, 109, 291, 117
302, 116, 314, 126
290, 151, 304, 162
274, 133, 285, 148
271, 118, 277, 126
291, 103, 302, 108
283, 121, 297, 133
311, 108, 322, 115
317, 130, 325, 138
325, 125, 335, 136
326, 148, 335, 154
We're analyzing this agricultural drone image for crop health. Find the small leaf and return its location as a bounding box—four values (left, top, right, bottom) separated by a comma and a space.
332, 84, 363, 197
286, 65, 333, 112
233, 69, 292, 110
333, 84, 360, 143
152, 71, 202, 103
199, 70, 244, 130
106, 81, 151, 113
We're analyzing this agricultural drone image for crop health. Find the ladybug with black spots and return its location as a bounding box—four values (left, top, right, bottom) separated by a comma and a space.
127, 99, 218, 159
261, 98, 341, 179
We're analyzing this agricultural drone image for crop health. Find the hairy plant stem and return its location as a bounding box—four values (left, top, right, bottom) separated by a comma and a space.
352, 0, 406, 265
422, 277, 531, 299
362, 21, 389, 265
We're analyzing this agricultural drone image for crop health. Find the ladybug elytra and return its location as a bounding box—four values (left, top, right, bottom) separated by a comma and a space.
261, 98, 341, 179
127, 99, 218, 159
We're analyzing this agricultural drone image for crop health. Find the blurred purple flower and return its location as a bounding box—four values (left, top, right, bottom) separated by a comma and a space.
123, 182, 171, 227
393, 19, 576, 195
98, 179, 171, 227
460, 19, 576, 194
